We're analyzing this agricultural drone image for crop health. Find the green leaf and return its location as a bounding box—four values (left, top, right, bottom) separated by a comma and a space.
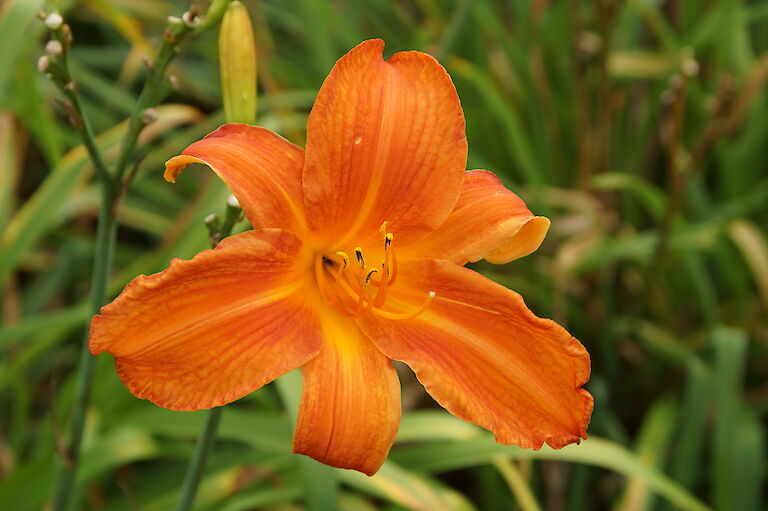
393, 433, 711, 511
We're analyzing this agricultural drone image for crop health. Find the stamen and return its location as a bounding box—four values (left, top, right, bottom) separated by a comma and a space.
387, 246, 399, 285
354, 247, 365, 269
335, 251, 349, 270
364, 268, 378, 286
370, 292, 436, 321
317, 223, 411, 319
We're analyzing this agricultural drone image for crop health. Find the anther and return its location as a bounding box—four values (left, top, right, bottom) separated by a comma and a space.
354, 247, 365, 268
335, 251, 349, 269
379, 221, 389, 237
364, 269, 378, 286
384, 232, 393, 249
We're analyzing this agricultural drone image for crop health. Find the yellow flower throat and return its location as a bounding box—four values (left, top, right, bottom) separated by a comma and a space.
313, 222, 435, 320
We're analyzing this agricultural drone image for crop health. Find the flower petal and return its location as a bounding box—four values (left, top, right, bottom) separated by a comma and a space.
357, 260, 592, 449
165, 124, 307, 234
302, 39, 467, 248
293, 305, 400, 476
412, 170, 550, 264
89, 229, 320, 411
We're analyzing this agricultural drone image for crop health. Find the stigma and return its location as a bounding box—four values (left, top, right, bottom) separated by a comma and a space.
313, 222, 435, 320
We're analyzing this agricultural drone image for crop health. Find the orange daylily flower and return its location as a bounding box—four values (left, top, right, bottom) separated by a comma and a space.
89, 39, 593, 476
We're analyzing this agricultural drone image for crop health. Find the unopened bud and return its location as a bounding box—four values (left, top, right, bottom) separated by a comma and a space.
45, 12, 63, 30
219, 1, 257, 124
226, 194, 241, 209
142, 108, 158, 125
61, 24, 73, 46
681, 58, 699, 77
182, 10, 202, 28
37, 55, 50, 72
46, 39, 63, 57
168, 74, 180, 90
167, 15, 182, 24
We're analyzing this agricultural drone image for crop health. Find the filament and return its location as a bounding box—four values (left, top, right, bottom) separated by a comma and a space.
314, 224, 432, 320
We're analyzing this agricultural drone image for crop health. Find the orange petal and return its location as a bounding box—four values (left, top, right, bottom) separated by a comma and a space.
412, 170, 550, 264
293, 305, 400, 476
357, 260, 592, 449
302, 39, 467, 248
165, 124, 307, 234
89, 229, 320, 411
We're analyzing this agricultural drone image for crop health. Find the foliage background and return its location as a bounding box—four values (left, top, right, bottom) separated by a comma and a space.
1, 0, 767, 509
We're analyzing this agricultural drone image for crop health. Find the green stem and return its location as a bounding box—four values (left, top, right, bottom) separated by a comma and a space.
59, 54, 112, 187
48, 8, 228, 510
113, 24, 192, 183
51, 188, 117, 511
174, 407, 224, 511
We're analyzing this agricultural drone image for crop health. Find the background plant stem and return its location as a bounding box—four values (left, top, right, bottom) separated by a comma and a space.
174, 407, 223, 511
48, 8, 227, 511
51, 192, 116, 511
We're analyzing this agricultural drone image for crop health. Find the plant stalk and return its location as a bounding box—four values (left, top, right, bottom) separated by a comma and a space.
49, 8, 225, 510
51, 187, 116, 511
173, 407, 224, 511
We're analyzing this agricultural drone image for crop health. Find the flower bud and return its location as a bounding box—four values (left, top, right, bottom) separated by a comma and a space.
46, 39, 63, 57
45, 12, 63, 30
226, 194, 241, 209
219, 1, 257, 124
37, 55, 50, 72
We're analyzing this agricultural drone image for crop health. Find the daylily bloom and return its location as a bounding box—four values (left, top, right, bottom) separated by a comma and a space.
89, 39, 592, 476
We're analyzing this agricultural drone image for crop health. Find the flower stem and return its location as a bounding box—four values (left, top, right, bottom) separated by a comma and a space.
48, 7, 227, 511
52, 190, 116, 511
112, 22, 192, 183
173, 407, 224, 511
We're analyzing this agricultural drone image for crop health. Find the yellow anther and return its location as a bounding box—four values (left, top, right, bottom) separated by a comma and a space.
379, 221, 389, 237
335, 251, 349, 269
354, 247, 365, 268
384, 232, 393, 249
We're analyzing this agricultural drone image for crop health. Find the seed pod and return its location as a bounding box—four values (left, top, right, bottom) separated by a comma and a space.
219, 1, 257, 124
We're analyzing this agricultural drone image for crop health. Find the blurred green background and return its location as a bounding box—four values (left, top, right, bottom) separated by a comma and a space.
1, 0, 767, 510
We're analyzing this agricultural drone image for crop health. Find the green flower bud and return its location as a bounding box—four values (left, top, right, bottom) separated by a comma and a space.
219, 1, 257, 124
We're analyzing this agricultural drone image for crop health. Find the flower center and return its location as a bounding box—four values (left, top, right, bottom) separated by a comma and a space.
313, 222, 435, 320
